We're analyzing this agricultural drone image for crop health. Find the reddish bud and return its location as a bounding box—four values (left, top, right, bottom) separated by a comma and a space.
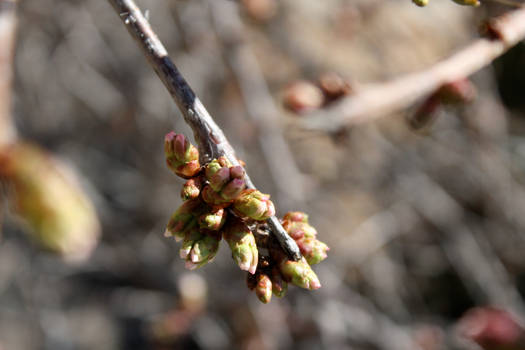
164, 132, 200, 178
283, 81, 325, 113
181, 177, 202, 201
255, 273, 273, 304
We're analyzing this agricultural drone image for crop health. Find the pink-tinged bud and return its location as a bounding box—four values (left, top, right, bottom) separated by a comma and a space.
271, 267, 287, 298
209, 167, 231, 192
282, 221, 317, 240
166, 199, 203, 241
201, 185, 231, 209
282, 211, 308, 223
164, 132, 201, 179
230, 166, 245, 179
255, 273, 273, 304
223, 217, 258, 274
438, 78, 477, 105
181, 177, 202, 201
279, 257, 321, 290
198, 208, 227, 231
458, 307, 525, 350
187, 234, 221, 269
0, 143, 100, 262
283, 81, 325, 113
233, 189, 275, 221
220, 178, 246, 201
297, 237, 329, 265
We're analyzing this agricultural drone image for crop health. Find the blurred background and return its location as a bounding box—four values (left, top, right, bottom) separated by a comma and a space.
2, 0, 525, 349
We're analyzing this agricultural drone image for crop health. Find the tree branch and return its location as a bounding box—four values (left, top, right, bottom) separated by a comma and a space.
0, 0, 18, 147
106, 0, 302, 260
301, 7, 525, 132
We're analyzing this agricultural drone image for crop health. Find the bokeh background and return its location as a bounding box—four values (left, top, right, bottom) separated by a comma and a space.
2, 0, 525, 349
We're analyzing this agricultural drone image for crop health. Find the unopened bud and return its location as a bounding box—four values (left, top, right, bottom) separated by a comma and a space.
201, 185, 230, 209
166, 199, 202, 241
283, 211, 308, 223
233, 189, 275, 221
451, 0, 479, 6
223, 217, 258, 274
180, 228, 203, 260
319, 72, 352, 100
187, 233, 221, 270
282, 221, 317, 240
279, 257, 321, 290
271, 267, 287, 298
283, 81, 325, 113
297, 237, 329, 265
220, 178, 246, 201
164, 132, 200, 178
181, 177, 202, 201
198, 208, 227, 231
413, 0, 429, 6
255, 273, 273, 304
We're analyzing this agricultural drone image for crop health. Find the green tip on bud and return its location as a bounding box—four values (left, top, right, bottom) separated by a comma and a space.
205, 157, 233, 191
279, 257, 321, 290
297, 237, 329, 265
198, 208, 227, 231
223, 217, 258, 274
255, 273, 273, 304
271, 267, 288, 298
166, 199, 202, 241
233, 189, 276, 221
181, 177, 202, 201
412, 0, 429, 6
164, 132, 201, 179
187, 234, 221, 270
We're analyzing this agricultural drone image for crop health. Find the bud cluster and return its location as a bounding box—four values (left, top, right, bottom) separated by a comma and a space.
163, 132, 329, 303
283, 72, 352, 114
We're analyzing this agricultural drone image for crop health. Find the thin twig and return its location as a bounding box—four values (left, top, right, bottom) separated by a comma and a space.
0, 0, 18, 147
301, 7, 525, 131
106, 0, 302, 260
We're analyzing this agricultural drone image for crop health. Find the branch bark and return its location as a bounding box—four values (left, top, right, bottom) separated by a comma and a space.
0, 0, 18, 147
301, 7, 525, 131
106, 0, 302, 260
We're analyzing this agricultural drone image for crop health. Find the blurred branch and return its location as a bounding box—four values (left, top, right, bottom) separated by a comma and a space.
0, 0, 18, 146
301, 7, 525, 131
106, 0, 302, 260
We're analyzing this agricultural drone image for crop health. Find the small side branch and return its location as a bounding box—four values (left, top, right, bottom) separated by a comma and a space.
106, 0, 302, 260
301, 7, 525, 131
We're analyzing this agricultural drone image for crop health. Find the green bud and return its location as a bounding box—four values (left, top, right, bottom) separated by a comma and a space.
223, 217, 258, 274
233, 189, 275, 221
451, 0, 479, 5
164, 132, 201, 179
181, 177, 202, 201
205, 157, 233, 191
165, 199, 202, 241
187, 233, 221, 270
180, 228, 203, 260
297, 237, 329, 265
412, 0, 429, 6
198, 208, 227, 231
255, 273, 273, 304
201, 185, 231, 208
279, 257, 321, 290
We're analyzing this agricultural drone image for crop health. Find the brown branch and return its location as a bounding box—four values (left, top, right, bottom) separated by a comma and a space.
0, 0, 18, 147
301, 7, 525, 131
106, 0, 302, 260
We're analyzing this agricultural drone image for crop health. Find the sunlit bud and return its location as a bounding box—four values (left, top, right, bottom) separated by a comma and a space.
297, 237, 329, 265
220, 178, 246, 201
164, 132, 200, 178
223, 217, 258, 274
271, 267, 288, 298
282, 211, 308, 223
198, 208, 227, 231
181, 177, 202, 201
233, 189, 275, 221
201, 185, 230, 209
279, 257, 321, 290
255, 273, 273, 304
282, 221, 317, 240
0, 143, 100, 262
165, 199, 202, 241
187, 233, 221, 270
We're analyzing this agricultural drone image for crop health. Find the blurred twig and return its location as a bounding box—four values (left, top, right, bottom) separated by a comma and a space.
0, 0, 18, 146
301, 7, 525, 131
106, 0, 302, 260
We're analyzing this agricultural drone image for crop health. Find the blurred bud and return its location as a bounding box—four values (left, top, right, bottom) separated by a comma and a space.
279, 257, 321, 290
283, 81, 325, 113
438, 78, 477, 105
408, 95, 441, 130
451, 0, 479, 6
181, 177, 202, 201
318, 72, 352, 100
164, 132, 200, 179
255, 273, 273, 304
241, 0, 277, 22
458, 307, 525, 350
234, 189, 275, 221
413, 0, 429, 6
297, 237, 329, 265
198, 208, 227, 231
271, 267, 288, 298
165, 199, 202, 241
246, 272, 258, 290
282, 211, 308, 223
230, 165, 245, 179
223, 217, 258, 274
0, 143, 100, 262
